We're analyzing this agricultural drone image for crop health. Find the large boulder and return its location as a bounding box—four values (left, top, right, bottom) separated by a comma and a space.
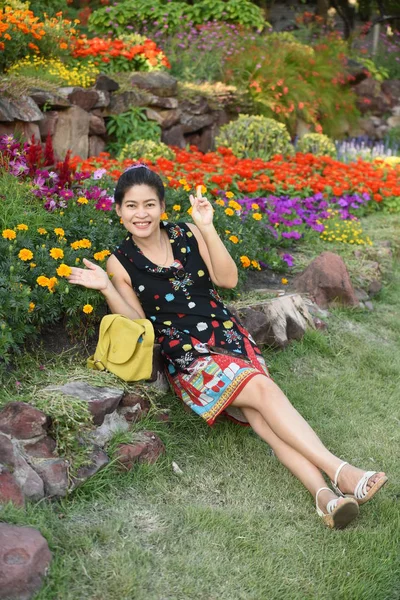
0, 465, 25, 507
0, 434, 44, 501
115, 431, 165, 470
130, 72, 178, 97
0, 95, 42, 123
0, 523, 52, 600
293, 251, 358, 308
0, 403, 50, 440
52, 105, 90, 159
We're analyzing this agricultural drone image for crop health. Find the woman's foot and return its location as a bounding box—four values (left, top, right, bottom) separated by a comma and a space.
333, 462, 387, 505
316, 488, 359, 529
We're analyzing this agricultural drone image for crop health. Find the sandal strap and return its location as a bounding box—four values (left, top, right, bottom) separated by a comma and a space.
354, 471, 377, 500
331, 461, 348, 495
315, 487, 338, 516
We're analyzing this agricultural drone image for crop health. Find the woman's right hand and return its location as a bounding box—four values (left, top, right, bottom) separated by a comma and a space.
68, 258, 110, 291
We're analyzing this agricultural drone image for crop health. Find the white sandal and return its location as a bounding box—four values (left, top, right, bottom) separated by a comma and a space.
331, 461, 388, 505
316, 486, 359, 529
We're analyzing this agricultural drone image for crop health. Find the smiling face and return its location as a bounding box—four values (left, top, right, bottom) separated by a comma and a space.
116, 184, 165, 239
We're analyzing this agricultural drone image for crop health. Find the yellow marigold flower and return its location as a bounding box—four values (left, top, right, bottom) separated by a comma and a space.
18, 248, 33, 261
251, 260, 261, 270
172, 204, 181, 211
251, 203, 260, 210
229, 235, 239, 244
281, 277, 288, 285
228, 200, 241, 211
29, 262, 36, 268
252, 213, 262, 221
225, 230, 231, 234
37, 275, 50, 287
200, 185, 207, 194
28, 302, 35, 313
240, 255, 251, 268
83, 304, 93, 314
54, 228, 65, 237
77, 196, 88, 205
179, 178, 187, 185
160, 212, 168, 220
187, 208, 192, 216
93, 250, 111, 261
75, 258, 80, 264
215, 199, 225, 207
48, 277, 58, 292
17, 224, 28, 231
49, 247, 64, 260
37, 228, 47, 235
56, 263, 72, 277
226, 191, 234, 198
80, 239, 91, 249
184, 185, 191, 192
225, 208, 234, 216
2, 229, 16, 240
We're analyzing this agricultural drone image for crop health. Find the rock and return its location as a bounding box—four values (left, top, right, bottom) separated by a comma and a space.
27, 458, 68, 498
23, 436, 57, 458
172, 461, 183, 475
0, 95, 42, 122
89, 113, 106, 135
93, 90, 110, 108
28, 89, 71, 109
95, 73, 120, 92
353, 78, 391, 114
115, 431, 165, 470
293, 252, 358, 308
52, 105, 90, 160
14, 121, 41, 143
0, 523, 52, 600
313, 317, 328, 331
108, 89, 151, 114
154, 409, 171, 425
68, 88, 99, 112
180, 112, 215, 134
69, 445, 109, 491
90, 411, 129, 448
145, 107, 181, 129
296, 118, 311, 138
89, 135, 106, 157
147, 95, 179, 109
180, 97, 210, 115
0, 403, 50, 440
364, 300, 374, 311
0, 465, 25, 507
387, 115, 400, 129
381, 80, 400, 107
231, 294, 314, 349
368, 279, 382, 297
45, 381, 124, 426
38, 111, 59, 137
161, 124, 185, 148
186, 127, 214, 153
118, 392, 150, 423
345, 58, 369, 85
0, 434, 44, 502
130, 72, 178, 97
354, 287, 369, 302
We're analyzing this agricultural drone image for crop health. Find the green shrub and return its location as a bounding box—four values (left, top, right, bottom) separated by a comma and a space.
106, 107, 161, 156
118, 139, 174, 162
215, 115, 293, 160
88, 0, 266, 37
296, 133, 337, 157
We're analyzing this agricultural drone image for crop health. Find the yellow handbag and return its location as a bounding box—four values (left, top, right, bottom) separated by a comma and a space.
87, 314, 155, 382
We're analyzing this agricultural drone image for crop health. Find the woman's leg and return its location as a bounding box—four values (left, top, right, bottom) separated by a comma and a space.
232, 375, 385, 494
242, 406, 344, 513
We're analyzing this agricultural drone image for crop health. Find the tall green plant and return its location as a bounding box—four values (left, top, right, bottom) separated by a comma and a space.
106, 107, 161, 156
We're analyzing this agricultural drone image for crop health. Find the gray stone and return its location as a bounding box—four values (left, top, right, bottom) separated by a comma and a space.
95, 73, 120, 92
52, 105, 90, 159
90, 411, 129, 447
89, 135, 106, 157
0, 434, 44, 501
68, 88, 99, 112
387, 115, 400, 128
0, 465, 25, 507
130, 72, 178, 97
28, 89, 71, 109
0, 523, 52, 600
69, 445, 109, 491
118, 392, 150, 423
355, 287, 369, 302
115, 431, 165, 470
38, 111, 59, 138
145, 107, 181, 129
180, 97, 210, 115
45, 381, 124, 426
93, 90, 110, 108
381, 80, 400, 106
180, 112, 215, 133
89, 113, 106, 135
162, 124, 185, 148
0, 95, 42, 122
108, 89, 151, 114
147, 95, 179, 109
28, 458, 68, 498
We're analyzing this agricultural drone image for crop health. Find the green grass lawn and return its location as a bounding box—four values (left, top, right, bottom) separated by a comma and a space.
1, 219, 400, 600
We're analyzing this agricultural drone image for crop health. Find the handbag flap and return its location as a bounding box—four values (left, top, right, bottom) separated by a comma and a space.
104, 318, 147, 365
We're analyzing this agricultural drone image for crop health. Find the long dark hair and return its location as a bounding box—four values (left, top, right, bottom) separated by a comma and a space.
114, 165, 165, 206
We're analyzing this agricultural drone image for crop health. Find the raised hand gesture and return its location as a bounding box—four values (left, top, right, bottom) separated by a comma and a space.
68, 258, 110, 291
189, 185, 214, 228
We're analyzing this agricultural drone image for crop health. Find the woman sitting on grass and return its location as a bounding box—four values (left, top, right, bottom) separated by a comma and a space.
68, 165, 387, 529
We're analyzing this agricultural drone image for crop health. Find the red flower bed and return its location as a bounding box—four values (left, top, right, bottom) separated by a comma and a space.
71, 147, 400, 207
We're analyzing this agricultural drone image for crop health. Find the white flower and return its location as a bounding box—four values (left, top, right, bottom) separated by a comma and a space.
327, 7, 336, 16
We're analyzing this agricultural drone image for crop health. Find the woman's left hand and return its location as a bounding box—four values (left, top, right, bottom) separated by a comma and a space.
189, 185, 214, 228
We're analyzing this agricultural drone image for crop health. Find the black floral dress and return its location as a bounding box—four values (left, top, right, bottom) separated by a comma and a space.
113, 221, 270, 426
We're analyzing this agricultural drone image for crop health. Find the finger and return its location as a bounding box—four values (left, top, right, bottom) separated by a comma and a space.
83, 258, 97, 270
189, 194, 195, 206
196, 185, 203, 199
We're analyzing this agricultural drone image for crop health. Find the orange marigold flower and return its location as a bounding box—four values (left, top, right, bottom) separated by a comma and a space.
252, 213, 262, 221
225, 191, 234, 198
37, 275, 50, 287
281, 277, 288, 285
225, 208, 234, 216
37, 227, 47, 235
49, 247, 64, 260
83, 304, 93, 314
240, 256, 251, 268
172, 204, 181, 211
56, 263, 72, 277
2, 229, 16, 240
18, 248, 33, 261
54, 227, 65, 237
215, 199, 225, 207
160, 212, 168, 220
228, 200, 241, 211
48, 277, 58, 292
251, 260, 261, 270
29, 262, 36, 268
16, 223, 28, 231
28, 302, 35, 313
229, 235, 239, 244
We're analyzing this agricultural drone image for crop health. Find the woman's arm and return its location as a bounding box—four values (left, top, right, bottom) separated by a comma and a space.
188, 187, 238, 289
68, 256, 145, 320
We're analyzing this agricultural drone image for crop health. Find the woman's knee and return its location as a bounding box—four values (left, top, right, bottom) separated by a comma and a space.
231, 374, 273, 410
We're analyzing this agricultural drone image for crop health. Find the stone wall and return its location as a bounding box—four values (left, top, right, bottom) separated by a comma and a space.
0, 72, 240, 159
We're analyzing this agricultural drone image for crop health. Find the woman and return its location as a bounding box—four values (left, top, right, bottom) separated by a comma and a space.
68, 165, 387, 529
